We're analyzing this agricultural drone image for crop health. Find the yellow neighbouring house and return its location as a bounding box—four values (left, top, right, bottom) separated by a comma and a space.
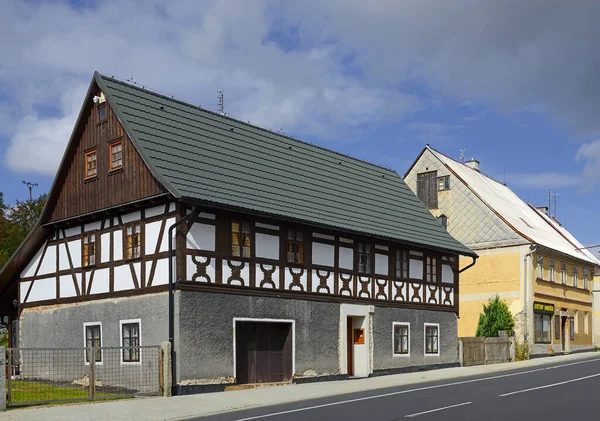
404, 146, 600, 355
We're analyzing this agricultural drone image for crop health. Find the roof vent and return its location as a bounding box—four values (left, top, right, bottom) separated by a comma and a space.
536, 206, 549, 215
464, 158, 480, 172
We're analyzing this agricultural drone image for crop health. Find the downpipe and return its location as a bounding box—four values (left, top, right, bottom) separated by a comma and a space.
168, 205, 198, 395
523, 244, 537, 344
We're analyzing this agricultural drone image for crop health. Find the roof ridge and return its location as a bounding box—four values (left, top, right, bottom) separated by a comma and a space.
98, 73, 397, 174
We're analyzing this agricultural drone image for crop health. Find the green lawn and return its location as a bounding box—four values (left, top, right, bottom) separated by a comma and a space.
7, 379, 122, 405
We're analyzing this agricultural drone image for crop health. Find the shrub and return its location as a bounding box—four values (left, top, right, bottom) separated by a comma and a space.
515, 339, 530, 361
475, 295, 515, 337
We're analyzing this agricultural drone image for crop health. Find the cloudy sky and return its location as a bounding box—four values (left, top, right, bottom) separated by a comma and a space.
1, 0, 600, 245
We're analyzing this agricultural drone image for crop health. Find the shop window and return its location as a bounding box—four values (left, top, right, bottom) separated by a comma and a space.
534, 313, 551, 344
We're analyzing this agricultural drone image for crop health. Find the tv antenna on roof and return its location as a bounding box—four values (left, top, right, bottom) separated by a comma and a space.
460, 149, 466, 164
218, 91, 225, 115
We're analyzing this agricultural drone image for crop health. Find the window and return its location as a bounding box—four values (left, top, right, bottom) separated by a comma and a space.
121, 321, 141, 363
438, 215, 448, 229
109, 141, 123, 171
357, 243, 372, 274
425, 256, 437, 283
536, 255, 543, 279
549, 259, 556, 282
82, 232, 97, 267
437, 176, 450, 191
125, 223, 141, 260
286, 230, 304, 264
85, 150, 97, 179
393, 323, 410, 355
84, 323, 102, 363
417, 171, 438, 209
584, 268, 590, 290
554, 316, 560, 340
231, 221, 251, 258
395, 250, 408, 279
98, 105, 107, 122
534, 313, 551, 343
560, 262, 567, 284
570, 316, 575, 340
424, 324, 439, 355
572, 265, 578, 287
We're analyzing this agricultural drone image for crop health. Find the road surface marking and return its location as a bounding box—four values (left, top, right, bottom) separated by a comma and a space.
231, 358, 600, 420
500, 372, 600, 397
405, 402, 472, 418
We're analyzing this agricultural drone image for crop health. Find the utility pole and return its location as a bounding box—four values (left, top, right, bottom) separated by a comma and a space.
22, 180, 38, 202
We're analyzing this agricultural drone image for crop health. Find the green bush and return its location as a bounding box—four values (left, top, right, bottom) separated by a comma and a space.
515, 339, 530, 361
475, 295, 515, 337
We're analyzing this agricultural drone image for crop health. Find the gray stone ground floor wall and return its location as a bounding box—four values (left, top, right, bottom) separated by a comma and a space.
176, 291, 459, 384
372, 307, 458, 371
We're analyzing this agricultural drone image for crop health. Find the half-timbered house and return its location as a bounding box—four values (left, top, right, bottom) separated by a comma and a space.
0, 72, 476, 393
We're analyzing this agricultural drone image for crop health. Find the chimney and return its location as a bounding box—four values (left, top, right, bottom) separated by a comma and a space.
536, 206, 549, 215
464, 158, 480, 172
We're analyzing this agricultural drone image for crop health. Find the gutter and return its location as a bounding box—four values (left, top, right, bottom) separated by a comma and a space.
168, 205, 198, 395
459, 255, 478, 273
523, 244, 537, 343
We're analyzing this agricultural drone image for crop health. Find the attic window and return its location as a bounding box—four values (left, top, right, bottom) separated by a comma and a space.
85, 150, 97, 179
98, 105, 107, 123
109, 141, 123, 171
437, 176, 450, 191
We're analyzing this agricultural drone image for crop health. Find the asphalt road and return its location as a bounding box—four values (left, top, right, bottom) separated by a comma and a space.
195, 356, 600, 421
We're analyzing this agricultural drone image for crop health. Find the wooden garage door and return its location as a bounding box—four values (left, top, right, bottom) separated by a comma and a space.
236, 322, 292, 384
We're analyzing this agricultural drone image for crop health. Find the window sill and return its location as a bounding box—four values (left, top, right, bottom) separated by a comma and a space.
393, 353, 410, 357
84, 176, 98, 183
108, 167, 124, 176
536, 278, 589, 292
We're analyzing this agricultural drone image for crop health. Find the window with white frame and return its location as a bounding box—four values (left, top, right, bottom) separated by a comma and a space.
120, 320, 141, 363
424, 324, 439, 355
393, 323, 410, 355
560, 262, 567, 284
84, 323, 102, 363
536, 255, 543, 279
573, 265, 579, 288
549, 259, 556, 282
584, 268, 590, 290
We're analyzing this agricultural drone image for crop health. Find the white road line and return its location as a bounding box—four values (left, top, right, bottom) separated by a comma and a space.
405, 402, 473, 418
500, 372, 600, 397
231, 358, 600, 421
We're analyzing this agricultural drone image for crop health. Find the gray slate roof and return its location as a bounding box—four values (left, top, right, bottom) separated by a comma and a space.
96, 72, 474, 257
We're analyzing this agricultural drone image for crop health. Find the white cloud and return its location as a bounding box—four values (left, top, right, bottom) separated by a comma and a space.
505, 172, 584, 189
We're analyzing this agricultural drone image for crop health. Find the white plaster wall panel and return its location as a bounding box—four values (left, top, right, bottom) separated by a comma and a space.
59, 275, 77, 298
161, 218, 176, 252
113, 230, 123, 260
84, 221, 101, 232
339, 247, 354, 270
152, 257, 176, 286
409, 259, 423, 280
20, 281, 31, 303
27, 277, 56, 302
38, 245, 56, 276
145, 205, 165, 219
75, 273, 82, 294
255, 222, 278, 230
90, 268, 110, 294
169, 203, 176, 212
255, 233, 279, 259
442, 264, 454, 283
64, 227, 80, 238
375, 245, 389, 251
199, 212, 216, 220
339, 237, 353, 244
185, 256, 216, 283
134, 262, 142, 286
375, 254, 388, 276
185, 256, 195, 281
121, 211, 141, 224
312, 242, 335, 267
114, 265, 135, 291
67, 240, 82, 269
58, 243, 69, 271
284, 268, 308, 291
312, 270, 334, 293
255, 264, 279, 288
101, 233, 111, 263
313, 232, 334, 241
222, 260, 250, 286
21, 244, 44, 278
186, 223, 216, 251
145, 221, 162, 255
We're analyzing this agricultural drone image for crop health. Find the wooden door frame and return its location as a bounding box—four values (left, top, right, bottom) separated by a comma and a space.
233, 318, 296, 382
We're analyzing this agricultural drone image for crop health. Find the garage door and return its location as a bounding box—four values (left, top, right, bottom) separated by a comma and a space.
235, 321, 293, 384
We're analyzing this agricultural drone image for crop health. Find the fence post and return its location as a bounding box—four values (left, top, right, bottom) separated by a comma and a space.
160, 341, 172, 397
0, 347, 6, 411
89, 347, 96, 401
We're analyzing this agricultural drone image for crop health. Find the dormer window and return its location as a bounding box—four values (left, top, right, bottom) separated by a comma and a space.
85, 150, 97, 179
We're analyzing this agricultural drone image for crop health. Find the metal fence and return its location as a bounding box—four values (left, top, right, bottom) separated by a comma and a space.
6, 346, 162, 406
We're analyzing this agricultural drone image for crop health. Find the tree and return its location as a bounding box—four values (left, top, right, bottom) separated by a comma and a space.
475, 295, 515, 337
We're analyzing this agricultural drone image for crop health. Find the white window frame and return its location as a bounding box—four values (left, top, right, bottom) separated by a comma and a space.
119, 318, 142, 365
549, 259, 556, 282
536, 255, 543, 279
392, 322, 410, 357
83, 321, 103, 365
572, 265, 579, 288
424, 323, 440, 356
583, 268, 590, 290
560, 262, 567, 284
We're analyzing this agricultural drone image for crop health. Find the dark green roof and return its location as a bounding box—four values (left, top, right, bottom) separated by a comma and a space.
96, 72, 474, 257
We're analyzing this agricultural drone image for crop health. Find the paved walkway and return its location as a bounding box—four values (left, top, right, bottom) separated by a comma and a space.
3, 352, 598, 421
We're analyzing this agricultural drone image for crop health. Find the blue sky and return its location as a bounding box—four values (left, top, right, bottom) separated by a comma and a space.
1, 0, 600, 246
